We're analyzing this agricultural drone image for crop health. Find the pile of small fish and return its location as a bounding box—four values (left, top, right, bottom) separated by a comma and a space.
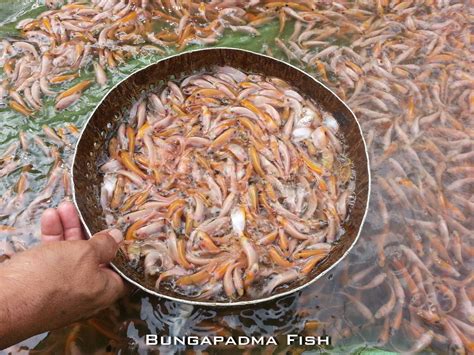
0, 123, 78, 257
265, 1, 473, 353
0, 0, 274, 115
0, 0, 158, 114
100, 66, 354, 301
0, 0, 472, 353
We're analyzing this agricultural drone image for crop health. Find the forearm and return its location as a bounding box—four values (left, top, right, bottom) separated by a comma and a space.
0, 258, 53, 349
0, 227, 125, 349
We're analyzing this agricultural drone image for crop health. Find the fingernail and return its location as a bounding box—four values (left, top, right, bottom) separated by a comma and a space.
108, 229, 123, 244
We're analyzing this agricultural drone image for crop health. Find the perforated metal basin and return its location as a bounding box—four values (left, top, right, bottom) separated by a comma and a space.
72, 48, 370, 307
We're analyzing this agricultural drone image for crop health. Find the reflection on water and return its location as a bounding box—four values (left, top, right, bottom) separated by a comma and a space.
11, 257, 387, 354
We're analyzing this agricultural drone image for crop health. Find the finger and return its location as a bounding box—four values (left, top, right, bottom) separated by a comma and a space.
77, 271, 126, 319
100, 268, 127, 303
124, 284, 135, 297
57, 201, 84, 241
40, 208, 64, 243
89, 229, 123, 264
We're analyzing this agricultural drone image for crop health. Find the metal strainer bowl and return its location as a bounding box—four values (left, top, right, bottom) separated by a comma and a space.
72, 48, 370, 307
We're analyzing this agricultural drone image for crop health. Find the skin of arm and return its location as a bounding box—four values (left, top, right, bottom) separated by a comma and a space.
0, 202, 126, 349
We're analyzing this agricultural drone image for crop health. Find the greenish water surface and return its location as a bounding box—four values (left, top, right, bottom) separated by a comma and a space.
0, 2, 405, 354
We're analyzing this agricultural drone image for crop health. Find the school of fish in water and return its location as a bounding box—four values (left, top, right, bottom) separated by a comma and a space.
0, 0, 472, 353
100, 67, 354, 301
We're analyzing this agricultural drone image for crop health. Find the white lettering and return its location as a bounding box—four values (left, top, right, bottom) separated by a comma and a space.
225, 337, 237, 345
266, 336, 278, 345
239, 336, 249, 345
318, 336, 331, 345
188, 336, 199, 345
143, 334, 328, 347
145, 335, 158, 346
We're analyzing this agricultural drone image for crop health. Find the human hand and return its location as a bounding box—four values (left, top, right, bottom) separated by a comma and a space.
0, 201, 126, 348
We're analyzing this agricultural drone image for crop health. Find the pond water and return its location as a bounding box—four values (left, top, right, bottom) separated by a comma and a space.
1, 1, 472, 354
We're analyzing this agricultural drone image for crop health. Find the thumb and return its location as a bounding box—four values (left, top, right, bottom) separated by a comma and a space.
99, 267, 127, 302
89, 229, 123, 264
